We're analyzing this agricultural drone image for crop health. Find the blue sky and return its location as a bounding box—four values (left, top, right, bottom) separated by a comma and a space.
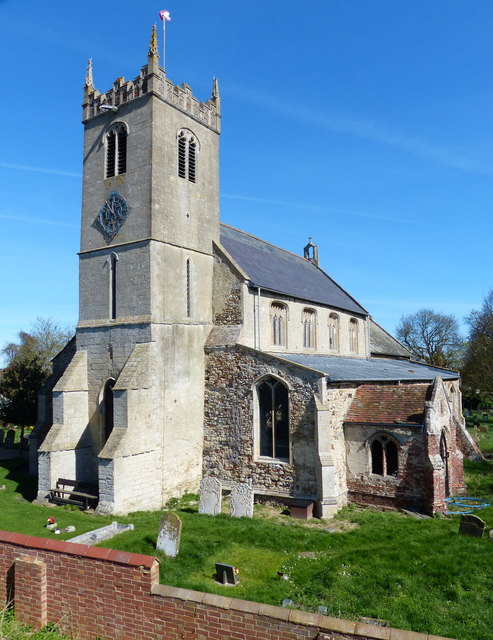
1, 0, 492, 362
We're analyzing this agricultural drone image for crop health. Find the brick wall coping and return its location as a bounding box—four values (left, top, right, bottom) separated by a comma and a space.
151, 584, 455, 640
0, 530, 455, 640
0, 530, 155, 569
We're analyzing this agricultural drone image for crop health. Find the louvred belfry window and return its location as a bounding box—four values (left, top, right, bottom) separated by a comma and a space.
177, 130, 197, 183
105, 123, 127, 178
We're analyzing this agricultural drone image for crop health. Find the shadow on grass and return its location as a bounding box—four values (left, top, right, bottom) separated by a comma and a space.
1, 457, 38, 502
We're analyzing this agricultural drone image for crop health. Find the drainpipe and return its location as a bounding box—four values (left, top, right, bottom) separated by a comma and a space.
257, 287, 261, 350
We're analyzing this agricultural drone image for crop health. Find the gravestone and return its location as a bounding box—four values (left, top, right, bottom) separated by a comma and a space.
0, 430, 4, 447
230, 482, 253, 518
459, 514, 486, 538
5, 430, 15, 449
214, 562, 238, 585
463, 409, 470, 418
483, 413, 489, 421
199, 477, 222, 515
156, 513, 182, 556
480, 425, 489, 433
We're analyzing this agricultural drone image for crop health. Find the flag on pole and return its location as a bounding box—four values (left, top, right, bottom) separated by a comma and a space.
159, 10, 171, 21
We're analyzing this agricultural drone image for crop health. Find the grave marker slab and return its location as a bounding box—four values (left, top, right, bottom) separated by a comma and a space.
4, 430, 15, 449
199, 477, 222, 515
156, 513, 182, 556
459, 514, 486, 538
214, 562, 238, 585
230, 482, 253, 518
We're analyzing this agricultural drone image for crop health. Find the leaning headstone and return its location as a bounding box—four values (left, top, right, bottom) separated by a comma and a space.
459, 514, 486, 538
156, 513, 182, 556
214, 562, 238, 585
4, 430, 15, 449
199, 477, 222, 515
230, 482, 254, 518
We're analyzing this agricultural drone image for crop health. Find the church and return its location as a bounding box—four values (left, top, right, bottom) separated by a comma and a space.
31, 27, 476, 517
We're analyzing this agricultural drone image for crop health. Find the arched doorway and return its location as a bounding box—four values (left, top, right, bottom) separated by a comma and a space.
103, 379, 116, 444
440, 432, 450, 497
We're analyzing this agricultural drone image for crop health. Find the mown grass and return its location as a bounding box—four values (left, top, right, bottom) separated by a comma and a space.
0, 455, 492, 640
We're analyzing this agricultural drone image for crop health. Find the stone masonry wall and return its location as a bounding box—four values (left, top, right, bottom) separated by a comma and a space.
345, 423, 427, 510
0, 531, 453, 640
212, 250, 243, 325
204, 345, 321, 498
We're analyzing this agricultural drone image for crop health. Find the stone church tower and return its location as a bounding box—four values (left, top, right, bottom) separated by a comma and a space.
35, 27, 221, 513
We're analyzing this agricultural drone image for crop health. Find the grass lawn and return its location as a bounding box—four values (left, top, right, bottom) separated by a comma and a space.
0, 455, 492, 640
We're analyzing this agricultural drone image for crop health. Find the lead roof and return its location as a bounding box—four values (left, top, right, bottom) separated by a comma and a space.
269, 353, 459, 382
219, 224, 367, 316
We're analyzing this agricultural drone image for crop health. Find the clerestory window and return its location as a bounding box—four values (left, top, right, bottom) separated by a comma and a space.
302, 308, 316, 349
328, 313, 340, 352
271, 302, 287, 347
177, 129, 197, 183
105, 123, 127, 178
349, 318, 359, 354
370, 435, 398, 476
257, 376, 290, 461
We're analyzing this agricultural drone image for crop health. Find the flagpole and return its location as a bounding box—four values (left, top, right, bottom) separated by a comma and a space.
162, 16, 166, 72
159, 10, 171, 72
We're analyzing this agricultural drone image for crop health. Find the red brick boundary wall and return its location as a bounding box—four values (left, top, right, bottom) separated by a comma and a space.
0, 531, 454, 640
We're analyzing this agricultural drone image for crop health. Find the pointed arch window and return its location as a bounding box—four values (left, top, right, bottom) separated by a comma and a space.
370, 435, 399, 476
271, 302, 287, 347
103, 379, 116, 444
302, 308, 316, 349
186, 258, 192, 318
328, 313, 340, 352
109, 252, 119, 321
257, 376, 289, 460
105, 123, 127, 178
349, 318, 359, 354
177, 129, 197, 183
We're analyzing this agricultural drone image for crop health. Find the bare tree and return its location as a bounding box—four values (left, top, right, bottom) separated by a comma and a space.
462, 291, 493, 401
396, 309, 463, 369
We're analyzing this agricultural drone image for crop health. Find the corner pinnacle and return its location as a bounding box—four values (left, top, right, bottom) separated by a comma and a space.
148, 24, 159, 58
85, 58, 94, 90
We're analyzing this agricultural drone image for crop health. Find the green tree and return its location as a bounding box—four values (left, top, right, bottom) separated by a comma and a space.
396, 309, 464, 369
462, 291, 493, 402
0, 318, 73, 427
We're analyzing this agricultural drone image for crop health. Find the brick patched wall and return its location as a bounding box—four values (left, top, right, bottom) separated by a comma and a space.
0, 531, 455, 640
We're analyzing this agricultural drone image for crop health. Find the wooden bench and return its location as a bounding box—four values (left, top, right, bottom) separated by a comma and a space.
49, 478, 98, 510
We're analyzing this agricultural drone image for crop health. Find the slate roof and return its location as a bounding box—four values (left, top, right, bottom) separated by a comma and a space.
370, 319, 412, 359
269, 354, 459, 382
345, 384, 431, 424
220, 224, 367, 316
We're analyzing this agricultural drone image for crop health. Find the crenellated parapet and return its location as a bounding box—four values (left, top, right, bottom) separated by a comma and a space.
82, 26, 221, 132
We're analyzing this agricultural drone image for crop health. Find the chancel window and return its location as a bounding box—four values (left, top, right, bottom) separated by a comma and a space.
302, 308, 316, 349
349, 318, 359, 354
257, 377, 289, 460
370, 435, 398, 476
271, 302, 287, 347
328, 313, 339, 351
105, 123, 127, 178
178, 129, 197, 183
